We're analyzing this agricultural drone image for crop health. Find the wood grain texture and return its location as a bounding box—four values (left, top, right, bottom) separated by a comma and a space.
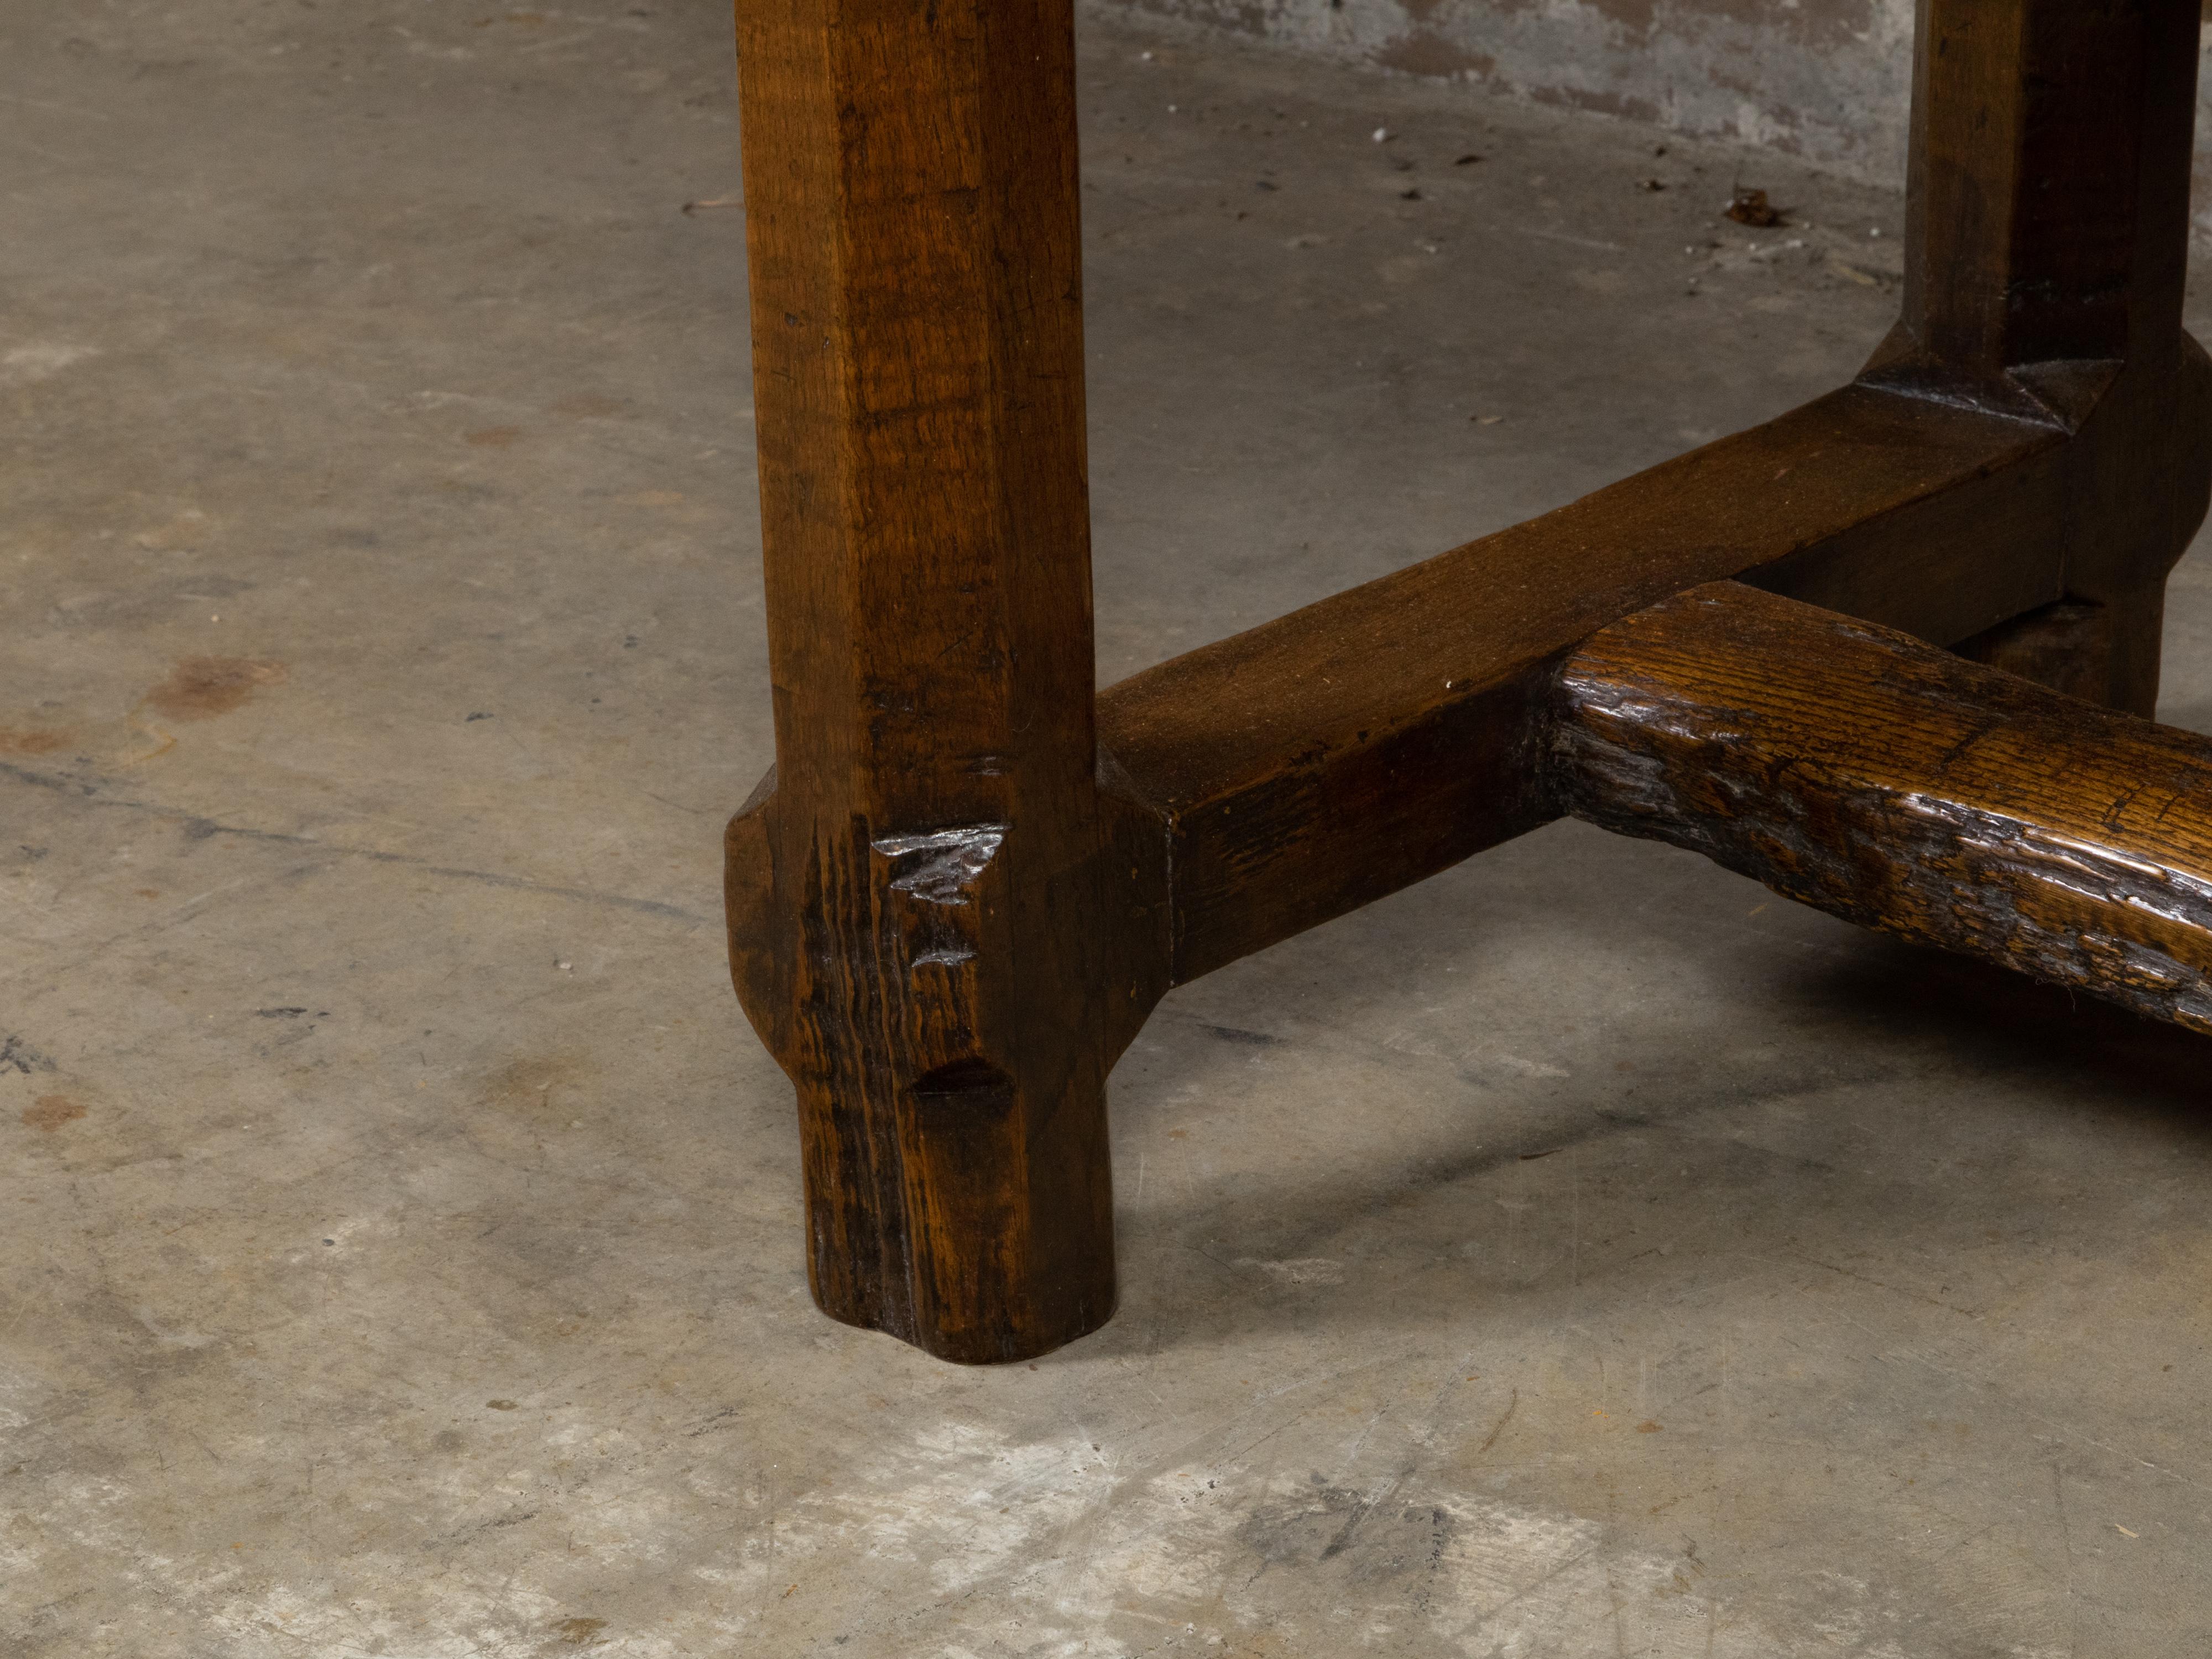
1553, 582, 2212, 1033
1893, 0, 2190, 378
1880, 0, 2209, 711
1097, 383, 2070, 985
725, 0, 1165, 1363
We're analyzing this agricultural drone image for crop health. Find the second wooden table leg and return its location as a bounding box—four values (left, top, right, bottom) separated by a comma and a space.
1890, 0, 2209, 714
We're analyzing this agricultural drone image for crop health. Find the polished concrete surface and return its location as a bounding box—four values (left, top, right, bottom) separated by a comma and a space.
4, 6, 2210, 1656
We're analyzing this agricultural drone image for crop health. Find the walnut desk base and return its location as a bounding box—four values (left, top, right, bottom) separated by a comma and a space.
722, 0, 2212, 1363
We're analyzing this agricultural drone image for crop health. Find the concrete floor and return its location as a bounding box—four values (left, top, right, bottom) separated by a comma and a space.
4, 6, 2211, 1656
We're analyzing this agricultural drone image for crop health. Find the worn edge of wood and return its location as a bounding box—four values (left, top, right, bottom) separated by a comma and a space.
1547, 580, 2212, 1034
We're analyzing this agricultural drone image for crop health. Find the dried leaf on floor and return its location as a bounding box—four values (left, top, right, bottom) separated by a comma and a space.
1726, 188, 1783, 227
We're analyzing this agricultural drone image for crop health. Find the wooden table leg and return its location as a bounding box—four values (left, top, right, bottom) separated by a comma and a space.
1882, 0, 2209, 715
723, 0, 1167, 1362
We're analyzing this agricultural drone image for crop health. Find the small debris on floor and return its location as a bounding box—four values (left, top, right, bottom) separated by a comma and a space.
679, 195, 740, 215
1472, 414, 1504, 425
1725, 188, 1783, 227
1372, 127, 1390, 142
1400, 187, 1422, 200
1454, 153, 1481, 165
1637, 178, 1666, 192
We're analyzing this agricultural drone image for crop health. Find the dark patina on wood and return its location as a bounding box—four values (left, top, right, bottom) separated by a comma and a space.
1552, 582, 2212, 1034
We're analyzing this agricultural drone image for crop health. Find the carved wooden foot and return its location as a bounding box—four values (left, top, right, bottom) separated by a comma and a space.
727, 781, 1162, 1362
